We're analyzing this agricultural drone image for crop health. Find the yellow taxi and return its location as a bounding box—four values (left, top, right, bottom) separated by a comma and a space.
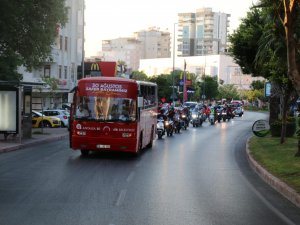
31, 110, 61, 128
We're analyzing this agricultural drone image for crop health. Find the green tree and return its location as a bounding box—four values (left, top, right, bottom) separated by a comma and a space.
197, 75, 219, 101
130, 71, 149, 81
218, 84, 240, 100
149, 74, 172, 102
228, 1, 299, 144
229, 8, 265, 77
0, 0, 68, 81
250, 80, 265, 90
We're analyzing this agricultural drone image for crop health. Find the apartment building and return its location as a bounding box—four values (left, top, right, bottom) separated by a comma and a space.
19, 0, 84, 110
99, 27, 171, 71
134, 27, 171, 59
177, 8, 230, 56
101, 38, 142, 71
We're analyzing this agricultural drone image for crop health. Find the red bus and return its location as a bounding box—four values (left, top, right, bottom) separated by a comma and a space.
68, 77, 157, 156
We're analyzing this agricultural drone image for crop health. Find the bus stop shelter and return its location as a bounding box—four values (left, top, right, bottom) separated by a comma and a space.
0, 80, 44, 142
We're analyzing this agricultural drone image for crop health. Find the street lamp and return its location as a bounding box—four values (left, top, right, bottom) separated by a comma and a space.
172, 23, 177, 106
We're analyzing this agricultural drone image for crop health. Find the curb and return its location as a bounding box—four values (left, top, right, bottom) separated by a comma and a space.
246, 138, 300, 208
0, 134, 68, 154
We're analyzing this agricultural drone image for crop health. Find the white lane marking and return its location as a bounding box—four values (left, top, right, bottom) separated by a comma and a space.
126, 171, 135, 182
116, 189, 127, 206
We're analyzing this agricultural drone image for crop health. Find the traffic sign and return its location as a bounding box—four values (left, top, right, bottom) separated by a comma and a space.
252, 120, 270, 137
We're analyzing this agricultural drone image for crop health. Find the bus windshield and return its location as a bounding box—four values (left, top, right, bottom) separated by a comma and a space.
75, 96, 136, 122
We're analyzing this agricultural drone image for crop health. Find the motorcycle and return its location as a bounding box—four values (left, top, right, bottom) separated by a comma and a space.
191, 110, 201, 127
198, 109, 207, 126
165, 118, 174, 136
156, 118, 165, 139
208, 107, 217, 125
180, 111, 189, 130
215, 107, 223, 123
222, 108, 234, 122
173, 112, 182, 133
209, 113, 216, 125
222, 109, 228, 122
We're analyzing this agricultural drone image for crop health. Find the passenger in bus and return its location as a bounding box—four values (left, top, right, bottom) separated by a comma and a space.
94, 97, 110, 119
76, 103, 89, 117
122, 101, 130, 114
110, 104, 119, 120
94, 97, 104, 119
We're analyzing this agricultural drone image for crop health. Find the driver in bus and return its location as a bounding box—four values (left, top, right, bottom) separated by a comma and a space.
119, 100, 130, 120
76, 103, 89, 117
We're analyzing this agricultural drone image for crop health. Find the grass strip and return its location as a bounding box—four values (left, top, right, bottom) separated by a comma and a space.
249, 135, 300, 193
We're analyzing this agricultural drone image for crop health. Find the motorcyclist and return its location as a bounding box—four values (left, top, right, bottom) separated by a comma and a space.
225, 103, 233, 118
179, 106, 190, 129
167, 106, 175, 120
157, 108, 168, 121
182, 106, 190, 116
203, 104, 210, 118
211, 104, 218, 119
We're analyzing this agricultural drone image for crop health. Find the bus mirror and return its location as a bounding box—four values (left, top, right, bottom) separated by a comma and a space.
137, 97, 143, 108
68, 93, 74, 103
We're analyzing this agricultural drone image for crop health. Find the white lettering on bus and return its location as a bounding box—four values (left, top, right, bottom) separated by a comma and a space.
82, 127, 97, 130
85, 83, 127, 93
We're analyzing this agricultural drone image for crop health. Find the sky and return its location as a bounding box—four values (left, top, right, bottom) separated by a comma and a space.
84, 0, 258, 57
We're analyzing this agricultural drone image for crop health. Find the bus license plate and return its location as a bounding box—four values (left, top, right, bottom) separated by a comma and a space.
97, 144, 110, 149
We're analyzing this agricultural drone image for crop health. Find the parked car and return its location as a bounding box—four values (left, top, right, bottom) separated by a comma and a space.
41, 109, 70, 127
61, 103, 71, 111
32, 110, 61, 128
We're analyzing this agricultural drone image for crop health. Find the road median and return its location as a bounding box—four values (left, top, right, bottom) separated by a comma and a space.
246, 136, 300, 208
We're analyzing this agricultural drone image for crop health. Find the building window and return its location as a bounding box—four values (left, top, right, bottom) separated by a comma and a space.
59, 36, 63, 50
64, 66, 67, 79
44, 65, 50, 77
59, 65, 62, 79
65, 37, 68, 51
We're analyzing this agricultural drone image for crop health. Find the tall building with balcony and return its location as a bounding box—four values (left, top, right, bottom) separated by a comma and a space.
99, 27, 171, 71
177, 8, 230, 56
134, 27, 171, 59
19, 0, 84, 110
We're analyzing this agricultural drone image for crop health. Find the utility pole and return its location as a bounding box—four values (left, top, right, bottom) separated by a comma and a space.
172, 23, 177, 106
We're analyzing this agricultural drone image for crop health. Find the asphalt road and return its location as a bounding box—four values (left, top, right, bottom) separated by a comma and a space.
0, 111, 299, 225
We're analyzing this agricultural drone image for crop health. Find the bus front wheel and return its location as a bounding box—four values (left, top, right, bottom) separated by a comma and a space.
80, 150, 90, 156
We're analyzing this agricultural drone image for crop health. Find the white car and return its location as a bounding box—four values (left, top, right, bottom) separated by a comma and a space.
41, 109, 70, 127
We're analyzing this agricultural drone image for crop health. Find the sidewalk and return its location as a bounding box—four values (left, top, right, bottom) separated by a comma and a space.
0, 128, 69, 153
